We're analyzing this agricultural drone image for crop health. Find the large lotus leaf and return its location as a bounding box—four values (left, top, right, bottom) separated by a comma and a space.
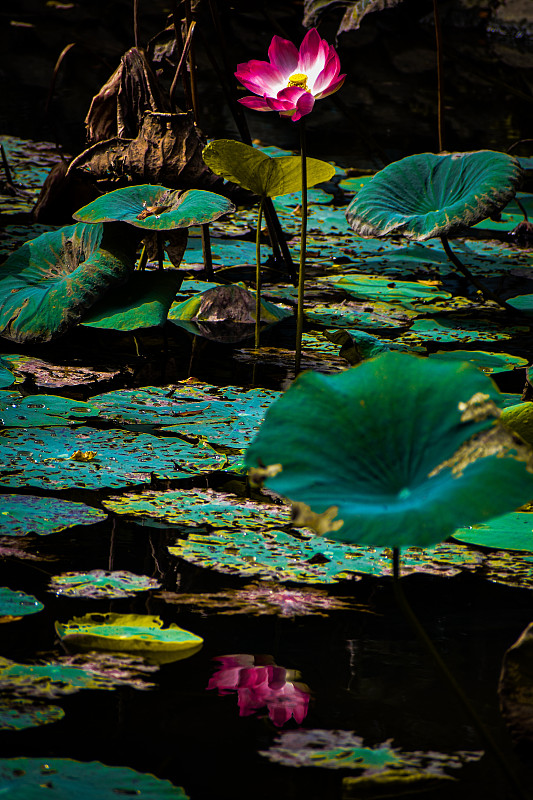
0, 698, 64, 730
0, 391, 98, 427
318, 274, 451, 305
0, 656, 133, 698
55, 614, 203, 663
0, 758, 188, 799
0, 427, 226, 490
102, 488, 290, 529
452, 512, 533, 551
501, 402, 533, 446
0, 494, 107, 536
74, 185, 234, 230
0, 587, 43, 618
49, 570, 161, 599
81, 271, 182, 330
245, 351, 533, 547
346, 150, 522, 241
428, 350, 528, 374
202, 140, 335, 198
0, 222, 136, 344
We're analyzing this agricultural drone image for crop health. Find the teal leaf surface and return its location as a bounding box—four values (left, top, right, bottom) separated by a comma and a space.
0, 494, 107, 536
0, 587, 43, 617
0, 391, 97, 427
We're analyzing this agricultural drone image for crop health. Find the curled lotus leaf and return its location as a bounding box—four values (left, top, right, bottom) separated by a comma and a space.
55, 613, 203, 663
0, 426, 226, 490
346, 150, 522, 241
48, 570, 161, 599
0, 494, 107, 536
501, 402, 533, 447
0, 222, 136, 344
103, 488, 290, 529
74, 184, 235, 230
452, 511, 533, 552
0, 757, 188, 799
203, 139, 335, 198
245, 351, 533, 547
0, 587, 43, 619
0, 391, 98, 427
0, 698, 64, 730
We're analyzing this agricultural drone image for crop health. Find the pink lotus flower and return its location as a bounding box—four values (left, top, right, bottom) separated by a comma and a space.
235, 29, 345, 122
207, 654, 310, 726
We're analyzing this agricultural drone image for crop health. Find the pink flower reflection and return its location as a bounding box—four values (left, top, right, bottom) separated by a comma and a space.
235, 29, 345, 122
207, 654, 310, 726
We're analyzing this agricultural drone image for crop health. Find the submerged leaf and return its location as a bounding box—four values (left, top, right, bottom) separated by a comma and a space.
0, 698, 64, 731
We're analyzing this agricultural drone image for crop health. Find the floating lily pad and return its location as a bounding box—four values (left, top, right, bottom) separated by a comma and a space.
0, 698, 64, 731
245, 351, 533, 547
0, 427, 226, 490
318, 274, 451, 305
74, 184, 234, 230
0, 391, 97, 427
396, 317, 526, 345
0, 494, 107, 536
0, 588, 43, 620
0, 757, 188, 799
81, 271, 182, 330
0, 656, 133, 698
0, 222, 136, 344
203, 140, 335, 198
48, 570, 161, 599
55, 614, 203, 664
158, 583, 357, 617
103, 488, 290, 529
0, 354, 121, 392
346, 150, 522, 240
428, 350, 528, 373
305, 301, 417, 330
452, 512, 533, 551
56, 652, 158, 691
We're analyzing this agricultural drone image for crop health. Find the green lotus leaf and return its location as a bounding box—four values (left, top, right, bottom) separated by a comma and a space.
74, 185, 234, 230
501, 402, 533, 446
202, 139, 335, 198
0, 222, 136, 344
81, 271, 182, 330
0, 698, 64, 731
245, 351, 533, 547
0, 358, 15, 389
48, 570, 161, 599
318, 274, 451, 305
305, 301, 417, 330
507, 294, 533, 313
0, 391, 98, 427
0, 656, 131, 697
0, 758, 188, 799
452, 511, 533, 551
0, 427, 226, 490
397, 317, 524, 346
55, 613, 203, 663
102, 488, 290, 529
0, 587, 43, 618
168, 284, 292, 325
0, 494, 107, 536
346, 150, 522, 240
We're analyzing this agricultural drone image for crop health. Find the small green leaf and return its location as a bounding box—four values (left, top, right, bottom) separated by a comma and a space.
0, 587, 43, 618
0, 494, 107, 536
203, 140, 335, 198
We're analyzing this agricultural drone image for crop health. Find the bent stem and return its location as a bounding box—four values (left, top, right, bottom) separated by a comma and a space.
295, 120, 308, 374
255, 199, 265, 349
440, 234, 514, 312
392, 547, 528, 800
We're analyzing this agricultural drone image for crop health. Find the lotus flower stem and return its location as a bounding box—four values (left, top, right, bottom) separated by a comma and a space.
433, 0, 444, 151
255, 199, 265, 349
440, 234, 514, 312
201, 224, 214, 280
392, 547, 528, 800
184, 0, 199, 121
169, 20, 196, 112
137, 243, 148, 271
295, 121, 308, 374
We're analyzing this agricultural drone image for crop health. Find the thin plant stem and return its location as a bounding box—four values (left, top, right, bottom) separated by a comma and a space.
133, 0, 139, 48
157, 232, 164, 270
392, 547, 528, 800
255, 199, 265, 349
184, 0, 199, 121
201, 223, 213, 280
433, 0, 444, 151
137, 243, 148, 271
169, 20, 196, 112
440, 234, 515, 311
0, 144, 14, 186
295, 120, 307, 374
